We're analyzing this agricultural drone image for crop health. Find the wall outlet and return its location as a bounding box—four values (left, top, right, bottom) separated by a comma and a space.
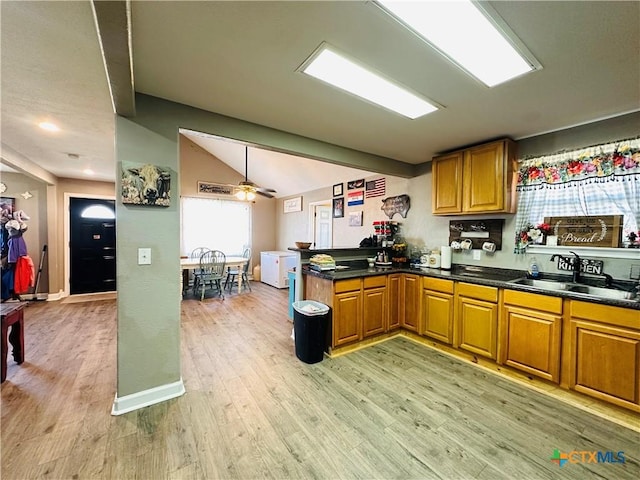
138, 248, 152, 265
472, 249, 482, 260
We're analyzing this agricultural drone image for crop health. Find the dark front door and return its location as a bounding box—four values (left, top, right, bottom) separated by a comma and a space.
70, 198, 116, 295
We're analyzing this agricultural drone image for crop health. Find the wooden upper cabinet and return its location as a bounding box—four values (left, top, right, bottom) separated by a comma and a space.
432, 138, 517, 215
464, 142, 505, 212
432, 152, 463, 214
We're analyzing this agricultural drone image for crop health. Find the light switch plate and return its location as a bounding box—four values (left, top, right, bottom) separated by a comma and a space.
138, 248, 151, 265
472, 249, 482, 260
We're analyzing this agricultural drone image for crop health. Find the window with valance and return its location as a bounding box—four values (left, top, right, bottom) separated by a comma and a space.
514, 137, 640, 252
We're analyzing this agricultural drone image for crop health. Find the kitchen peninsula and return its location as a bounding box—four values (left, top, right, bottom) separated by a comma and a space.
291, 247, 640, 413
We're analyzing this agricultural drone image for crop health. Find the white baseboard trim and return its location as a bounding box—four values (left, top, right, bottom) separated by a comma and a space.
47, 290, 65, 301
111, 378, 185, 416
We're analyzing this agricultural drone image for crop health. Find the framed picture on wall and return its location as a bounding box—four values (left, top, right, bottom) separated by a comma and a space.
332, 197, 344, 218
349, 210, 363, 227
333, 183, 343, 197
0, 196, 16, 257
0, 196, 15, 218
347, 179, 365, 190
121, 162, 171, 206
283, 196, 303, 213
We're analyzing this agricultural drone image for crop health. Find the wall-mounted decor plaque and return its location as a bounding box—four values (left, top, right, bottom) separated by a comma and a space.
380, 194, 410, 219
543, 215, 623, 247
122, 162, 171, 206
197, 181, 235, 196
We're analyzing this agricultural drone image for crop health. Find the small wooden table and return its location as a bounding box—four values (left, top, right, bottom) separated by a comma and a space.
1, 302, 26, 382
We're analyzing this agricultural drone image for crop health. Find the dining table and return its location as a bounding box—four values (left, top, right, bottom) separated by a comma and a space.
180, 256, 249, 297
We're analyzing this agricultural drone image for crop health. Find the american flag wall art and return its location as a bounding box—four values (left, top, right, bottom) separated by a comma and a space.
365, 178, 386, 198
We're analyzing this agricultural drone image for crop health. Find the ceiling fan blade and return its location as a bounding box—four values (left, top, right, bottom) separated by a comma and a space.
256, 186, 276, 193
256, 190, 275, 199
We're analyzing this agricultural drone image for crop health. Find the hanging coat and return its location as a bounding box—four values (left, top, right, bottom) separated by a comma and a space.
8, 235, 27, 263
14, 255, 35, 294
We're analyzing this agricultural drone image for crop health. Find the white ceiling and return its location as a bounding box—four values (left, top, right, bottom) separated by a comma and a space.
2, 1, 639, 198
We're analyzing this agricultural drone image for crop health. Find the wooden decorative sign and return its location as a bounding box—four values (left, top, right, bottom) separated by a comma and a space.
381, 194, 410, 219
197, 181, 234, 196
543, 215, 623, 247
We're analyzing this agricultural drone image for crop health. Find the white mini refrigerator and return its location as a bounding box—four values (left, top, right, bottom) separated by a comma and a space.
260, 251, 297, 288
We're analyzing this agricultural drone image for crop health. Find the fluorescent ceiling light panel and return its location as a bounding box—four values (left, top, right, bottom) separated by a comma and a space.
377, 0, 538, 87
302, 46, 438, 119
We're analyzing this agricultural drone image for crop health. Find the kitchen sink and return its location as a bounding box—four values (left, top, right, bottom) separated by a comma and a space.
508, 277, 638, 301
508, 278, 570, 291
567, 285, 637, 301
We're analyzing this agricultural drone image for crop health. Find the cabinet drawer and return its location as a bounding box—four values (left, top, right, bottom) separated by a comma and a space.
503, 289, 563, 314
570, 301, 639, 330
423, 277, 454, 294
457, 282, 498, 302
363, 275, 386, 289
334, 278, 362, 294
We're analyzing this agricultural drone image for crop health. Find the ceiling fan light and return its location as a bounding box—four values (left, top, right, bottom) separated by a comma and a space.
235, 190, 247, 201
246, 191, 256, 201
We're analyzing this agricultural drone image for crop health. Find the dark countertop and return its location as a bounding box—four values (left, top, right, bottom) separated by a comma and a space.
302, 262, 640, 310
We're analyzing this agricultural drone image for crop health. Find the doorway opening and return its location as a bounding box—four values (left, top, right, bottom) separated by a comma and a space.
309, 201, 332, 249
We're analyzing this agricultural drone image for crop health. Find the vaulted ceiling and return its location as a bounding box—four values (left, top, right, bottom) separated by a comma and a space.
2, 1, 639, 197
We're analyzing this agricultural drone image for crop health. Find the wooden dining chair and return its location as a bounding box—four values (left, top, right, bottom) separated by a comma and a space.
224, 247, 252, 292
194, 250, 226, 301
188, 247, 211, 294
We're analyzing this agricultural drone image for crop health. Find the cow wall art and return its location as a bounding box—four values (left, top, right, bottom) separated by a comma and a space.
121, 162, 171, 207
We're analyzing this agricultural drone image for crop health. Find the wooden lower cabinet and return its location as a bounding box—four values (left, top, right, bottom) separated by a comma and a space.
503, 306, 561, 382
455, 283, 498, 359
333, 289, 362, 347
362, 284, 387, 338
387, 274, 401, 330
308, 270, 640, 413
332, 276, 388, 347
401, 274, 420, 332
568, 301, 640, 412
422, 278, 454, 344
501, 290, 562, 383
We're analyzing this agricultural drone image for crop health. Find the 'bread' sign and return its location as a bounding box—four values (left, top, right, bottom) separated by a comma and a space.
543, 215, 623, 247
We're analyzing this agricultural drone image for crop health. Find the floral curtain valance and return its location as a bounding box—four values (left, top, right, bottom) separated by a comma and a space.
517, 137, 640, 190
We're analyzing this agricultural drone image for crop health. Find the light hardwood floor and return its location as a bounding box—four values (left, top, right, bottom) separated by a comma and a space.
2, 282, 639, 479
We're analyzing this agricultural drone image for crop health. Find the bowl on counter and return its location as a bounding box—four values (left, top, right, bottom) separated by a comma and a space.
295, 241, 312, 249
367, 257, 376, 267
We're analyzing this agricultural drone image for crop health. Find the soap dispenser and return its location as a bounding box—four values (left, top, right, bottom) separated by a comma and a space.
528, 257, 540, 279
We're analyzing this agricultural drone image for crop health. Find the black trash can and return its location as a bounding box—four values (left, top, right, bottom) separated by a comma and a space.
292, 300, 330, 364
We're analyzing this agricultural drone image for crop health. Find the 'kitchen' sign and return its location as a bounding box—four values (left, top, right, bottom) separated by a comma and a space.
544, 215, 623, 247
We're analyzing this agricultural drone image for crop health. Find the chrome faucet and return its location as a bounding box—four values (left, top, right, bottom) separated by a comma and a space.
569, 250, 581, 283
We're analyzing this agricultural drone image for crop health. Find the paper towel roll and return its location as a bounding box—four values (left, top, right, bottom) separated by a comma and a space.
441, 246, 452, 270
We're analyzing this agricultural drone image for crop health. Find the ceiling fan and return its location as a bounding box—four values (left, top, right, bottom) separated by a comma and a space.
230, 146, 276, 200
